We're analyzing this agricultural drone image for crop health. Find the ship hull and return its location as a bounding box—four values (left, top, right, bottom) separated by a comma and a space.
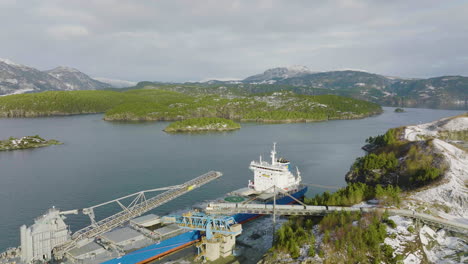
101, 230, 201, 264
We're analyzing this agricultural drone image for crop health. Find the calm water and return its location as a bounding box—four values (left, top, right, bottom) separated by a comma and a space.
0, 107, 464, 251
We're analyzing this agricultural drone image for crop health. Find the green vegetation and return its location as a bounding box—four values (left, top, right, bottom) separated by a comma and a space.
270, 211, 402, 263
0, 135, 62, 151
365, 127, 402, 147
104, 91, 382, 122
164, 117, 240, 132
350, 152, 399, 184
273, 217, 311, 259
305, 182, 401, 207
438, 129, 468, 151
318, 211, 401, 264
0, 90, 132, 117
0, 89, 382, 124
394, 108, 405, 113
349, 127, 447, 188
405, 144, 444, 185
242, 93, 382, 122
437, 130, 468, 141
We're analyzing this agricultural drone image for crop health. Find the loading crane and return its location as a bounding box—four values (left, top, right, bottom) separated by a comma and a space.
52, 171, 222, 260
172, 212, 242, 261
174, 212, 241, 240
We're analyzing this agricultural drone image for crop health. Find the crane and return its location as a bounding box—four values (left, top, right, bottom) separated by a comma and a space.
172, 212, 242, 261
174, 212, 241, 240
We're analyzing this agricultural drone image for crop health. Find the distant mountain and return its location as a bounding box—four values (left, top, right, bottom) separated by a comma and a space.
0, 58, 68, 95
385, 76, 468, 109
272, 70, 392, 89
45, 66, 109, 90
243, 65, 314, 83
0, 58, 111, 95
236, 67, 467, 109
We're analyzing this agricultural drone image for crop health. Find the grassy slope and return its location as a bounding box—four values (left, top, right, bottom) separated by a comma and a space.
0, 90, 135, 117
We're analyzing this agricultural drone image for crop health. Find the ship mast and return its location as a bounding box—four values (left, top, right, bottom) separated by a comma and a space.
270, 142, 277, 165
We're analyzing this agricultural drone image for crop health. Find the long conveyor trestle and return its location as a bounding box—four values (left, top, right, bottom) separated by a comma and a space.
53, 171, 222, 259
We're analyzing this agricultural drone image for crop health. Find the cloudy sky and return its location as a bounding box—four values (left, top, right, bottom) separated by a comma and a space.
1, 0, 467, 82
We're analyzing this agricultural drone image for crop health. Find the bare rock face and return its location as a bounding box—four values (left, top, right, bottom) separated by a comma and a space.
45, 66, 110, 91
0, 58, 68, 95
0, 59, 111, 95
243, 65, 313, 83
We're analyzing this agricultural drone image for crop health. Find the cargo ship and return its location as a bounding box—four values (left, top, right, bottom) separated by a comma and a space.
101, 143, 308, 264
227, 143, 307, 224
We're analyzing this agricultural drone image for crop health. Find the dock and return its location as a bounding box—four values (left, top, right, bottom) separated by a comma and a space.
205, 203, 468, 235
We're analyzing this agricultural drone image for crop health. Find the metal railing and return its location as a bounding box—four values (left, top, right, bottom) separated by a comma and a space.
205, 203, 468, 235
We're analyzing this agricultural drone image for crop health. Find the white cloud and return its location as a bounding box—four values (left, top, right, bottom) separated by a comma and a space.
47, 25, 89, 40
0, 0, 466, 81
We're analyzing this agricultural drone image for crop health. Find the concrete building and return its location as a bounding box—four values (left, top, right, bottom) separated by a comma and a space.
20, 208, 70, 262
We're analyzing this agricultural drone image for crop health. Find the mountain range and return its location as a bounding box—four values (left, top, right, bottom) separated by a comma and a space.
205, 66, 467, 109
0, 59, 466, 109
0, 58, 110, 95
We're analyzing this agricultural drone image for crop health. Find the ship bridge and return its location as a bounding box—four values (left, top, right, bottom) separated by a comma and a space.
248, 143, 301, 193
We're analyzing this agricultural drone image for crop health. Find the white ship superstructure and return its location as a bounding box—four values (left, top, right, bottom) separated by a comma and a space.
248, 143, 302, 193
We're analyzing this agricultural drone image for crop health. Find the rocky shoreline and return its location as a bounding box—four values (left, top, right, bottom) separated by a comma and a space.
163, 117, 241, 133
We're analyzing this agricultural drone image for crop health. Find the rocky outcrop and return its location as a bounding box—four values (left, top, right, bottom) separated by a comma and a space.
0, 58, 111, 95
45, 66, 110, 90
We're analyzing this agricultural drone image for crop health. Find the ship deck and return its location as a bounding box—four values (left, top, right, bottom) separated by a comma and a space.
63, 220, 188, 264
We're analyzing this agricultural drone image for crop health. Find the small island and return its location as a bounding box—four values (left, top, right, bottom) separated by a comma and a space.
0, 135, 62, 151
394, 107, 405, 113
164, 117, 241, 133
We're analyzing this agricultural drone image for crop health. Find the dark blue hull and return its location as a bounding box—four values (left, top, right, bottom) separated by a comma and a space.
233, 186, 308, 224
101, 230, 201, 264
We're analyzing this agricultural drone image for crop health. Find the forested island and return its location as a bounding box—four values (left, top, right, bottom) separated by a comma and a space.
0, 135, 61, 151
394, 108, 405, 112
0, 89, 382, 125
164, 117, 240, 132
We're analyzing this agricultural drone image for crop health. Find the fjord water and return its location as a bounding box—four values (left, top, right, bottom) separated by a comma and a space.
0, 107, 464, 251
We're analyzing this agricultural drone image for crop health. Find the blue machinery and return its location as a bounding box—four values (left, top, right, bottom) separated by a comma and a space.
172, 212, 243, 261
173, 212, 241, 239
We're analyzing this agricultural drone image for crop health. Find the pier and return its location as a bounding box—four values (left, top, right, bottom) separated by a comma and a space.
205, 203, 468, 235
